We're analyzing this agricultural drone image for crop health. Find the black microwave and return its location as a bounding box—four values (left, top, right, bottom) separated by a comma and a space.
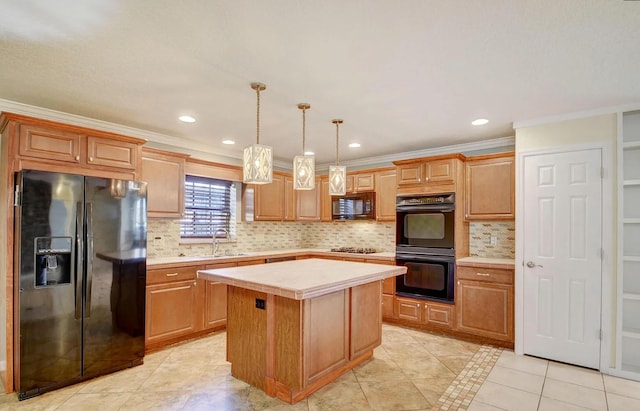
332, 192, 375, 220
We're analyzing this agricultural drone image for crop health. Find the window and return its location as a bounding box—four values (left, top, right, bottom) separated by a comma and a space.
180, 175, 236, 238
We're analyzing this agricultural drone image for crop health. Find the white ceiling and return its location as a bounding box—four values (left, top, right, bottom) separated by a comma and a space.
1, 0, 639, 166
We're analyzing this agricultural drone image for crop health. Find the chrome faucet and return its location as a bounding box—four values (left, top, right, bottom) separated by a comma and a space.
212, 228, 229, 256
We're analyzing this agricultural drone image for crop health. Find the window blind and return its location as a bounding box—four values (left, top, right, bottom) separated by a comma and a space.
180, 175, 234, 238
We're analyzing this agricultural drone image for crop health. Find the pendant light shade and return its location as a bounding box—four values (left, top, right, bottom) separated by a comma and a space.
243, 82, 273, 184
293, 103, 315, 190
329, 119, 346, 196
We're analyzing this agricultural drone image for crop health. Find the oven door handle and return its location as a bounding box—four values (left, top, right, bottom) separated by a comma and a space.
396, 254, 455, 263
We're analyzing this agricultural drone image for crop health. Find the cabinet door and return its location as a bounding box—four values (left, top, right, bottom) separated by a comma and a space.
354, 173, 375, 191
424, 303, 453, 329
381, 276, 395, 294
465, 155, 515, 220
425, 159, 454, 183
456, 280, 513, 342
18, 123, 82, 164
296, 178, 320, 221
375, 170, 396, 221
382, 294, 395, 319
254, 174, 284, 221
141, 149, 186, 218
396, 163, 422, 186
204, 281, 228, 329
320, 178, 332, 222
146, 279, 199, 344
350, 282, 382, 359
396, 297, 421, 322
284, 176, 296, 221
87, 135, 138, 170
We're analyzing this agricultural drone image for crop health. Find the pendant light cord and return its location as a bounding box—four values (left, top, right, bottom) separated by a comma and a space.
333, 119, 343, 165
256, 86, 261, 145
302, 107, 306, 152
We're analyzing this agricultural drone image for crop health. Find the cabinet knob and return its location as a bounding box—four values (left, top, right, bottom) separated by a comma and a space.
193, 281, 197, 286
89, 156, 94, 162
75, 155, 80, 161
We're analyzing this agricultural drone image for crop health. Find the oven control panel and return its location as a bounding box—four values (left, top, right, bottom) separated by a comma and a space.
396, 193, 454, 206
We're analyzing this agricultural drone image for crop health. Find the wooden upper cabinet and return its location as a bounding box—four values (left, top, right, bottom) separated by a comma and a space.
394, 154, 464, 194
5, 113, 145, 175
347, 172, 375, 192
86, 135, 138, 170
425, 158, 455, 183
296, 177, 321, 221
18, 122, 82, 164
141, 147, 189, 218
254, 173, 285, 221
284, 175, 296, 221
465, 153, 515, 220
320, 177, 332, 222
396, 163, 422, 186
375, 169, 396, 221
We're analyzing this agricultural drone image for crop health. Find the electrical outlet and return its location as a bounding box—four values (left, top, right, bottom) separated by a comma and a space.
255, 298, 266, 310
153, 236, 164, 247
490, 235, 497, 246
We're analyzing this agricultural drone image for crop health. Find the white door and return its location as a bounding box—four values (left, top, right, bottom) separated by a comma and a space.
523, 149, 602, 369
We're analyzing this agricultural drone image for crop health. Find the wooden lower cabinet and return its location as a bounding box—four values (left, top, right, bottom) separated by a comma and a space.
455, 264, 514, 344
395, 296, 454, 329
456, 280, 513, 342
204, 281, 228, 330
146, 279, 200, 345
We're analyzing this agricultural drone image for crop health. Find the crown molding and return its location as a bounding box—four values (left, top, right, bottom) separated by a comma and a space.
513, 103, 640, 129
316, 135, 515, 170
1, 98, 512, 172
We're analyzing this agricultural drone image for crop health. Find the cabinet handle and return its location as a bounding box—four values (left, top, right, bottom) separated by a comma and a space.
477, 273, 491, 277
75, 155, 80, 161
166, 272, 179, 277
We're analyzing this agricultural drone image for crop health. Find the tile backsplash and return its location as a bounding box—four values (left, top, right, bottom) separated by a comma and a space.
147, 219, 396, 259
468, 221, 515, 259
147, 219, 514, 259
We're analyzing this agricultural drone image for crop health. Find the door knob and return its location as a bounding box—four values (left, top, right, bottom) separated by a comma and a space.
526, 261, 543, 268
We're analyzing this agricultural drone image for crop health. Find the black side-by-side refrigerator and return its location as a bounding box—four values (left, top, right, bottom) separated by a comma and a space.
14, 170, 147, 400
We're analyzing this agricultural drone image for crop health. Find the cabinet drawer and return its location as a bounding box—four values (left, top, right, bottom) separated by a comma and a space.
457, 266, 513, 284
147, 266, 197, 285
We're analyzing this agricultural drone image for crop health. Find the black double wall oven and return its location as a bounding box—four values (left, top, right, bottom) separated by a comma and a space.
395, 193, 455, 304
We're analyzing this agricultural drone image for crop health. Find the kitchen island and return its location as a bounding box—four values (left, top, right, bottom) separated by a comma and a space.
197, 258, 406, 404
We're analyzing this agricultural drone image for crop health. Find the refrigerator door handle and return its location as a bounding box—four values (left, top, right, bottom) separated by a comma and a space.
86, 202, 94, 318
75, 201, 83, 320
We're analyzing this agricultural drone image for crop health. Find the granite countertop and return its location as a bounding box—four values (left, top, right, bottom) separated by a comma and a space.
197, 258, 406, 300
147, 248, 396, 268
456, 256, 516, 269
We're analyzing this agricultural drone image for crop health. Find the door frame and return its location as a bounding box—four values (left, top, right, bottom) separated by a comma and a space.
514, 141, 613, 372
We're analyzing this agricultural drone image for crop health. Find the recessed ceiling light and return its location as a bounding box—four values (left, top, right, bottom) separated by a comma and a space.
348, 143, 361, 148
304, 151, 314, 156
179, 115, 196, 123
222, 139, 235, 145
471, 118, 489, 126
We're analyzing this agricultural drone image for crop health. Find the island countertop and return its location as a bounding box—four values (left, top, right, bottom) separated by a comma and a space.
197, 258, 406, 300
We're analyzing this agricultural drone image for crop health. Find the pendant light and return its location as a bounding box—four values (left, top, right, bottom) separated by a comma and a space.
293, 103, 315, 190
243, 82, 273, 184
329, 119, 346, 196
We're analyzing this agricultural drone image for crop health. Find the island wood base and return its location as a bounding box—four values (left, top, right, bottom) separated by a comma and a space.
226, 280, 382, 404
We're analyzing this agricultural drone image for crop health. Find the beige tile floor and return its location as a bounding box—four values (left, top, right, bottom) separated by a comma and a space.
1, 324, 639, 410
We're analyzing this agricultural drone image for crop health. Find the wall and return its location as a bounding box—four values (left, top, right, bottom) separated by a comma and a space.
147, 219, 396, 258
514, 113, 618, 366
